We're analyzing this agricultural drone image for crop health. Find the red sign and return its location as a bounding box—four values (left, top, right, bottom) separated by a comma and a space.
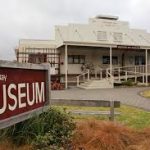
0, 62, 50, 129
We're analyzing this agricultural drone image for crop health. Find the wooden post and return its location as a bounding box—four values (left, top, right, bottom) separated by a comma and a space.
125, 71, 128, 81
118, 68, 121, 82
109, 101, 114, 121
95, 70, 97, 79
145, 49, 148, 86
100, 70, 102, 80
77, 76, 79, 86
65, 44, 68, 89
110, 47, 112, 75
83, 74, 85, 81
143, 74, 145, 84
87, 69, 90, 81
135, 66, 137, 83
106, 69, 108, 78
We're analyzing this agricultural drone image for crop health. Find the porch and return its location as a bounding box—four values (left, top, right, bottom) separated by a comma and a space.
59, 44, 150, 89
77, 64, 150, 89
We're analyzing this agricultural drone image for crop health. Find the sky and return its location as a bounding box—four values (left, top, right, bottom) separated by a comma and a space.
0, 0, 150, 60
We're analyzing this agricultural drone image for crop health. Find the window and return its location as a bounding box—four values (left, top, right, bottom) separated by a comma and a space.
74, 55, 79, 64
68, 55, 85, 64
80, 55, 85, 64
97, 31, 107, 41
28, 53, 47, 64
68, 56, 74, 64
135, 56, 145, 65
103, 56, 110, 64
113, 32, 123, 42
102, 56, 118, 65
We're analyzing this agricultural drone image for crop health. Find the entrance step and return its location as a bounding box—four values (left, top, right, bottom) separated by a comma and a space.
78, 79, 114, 89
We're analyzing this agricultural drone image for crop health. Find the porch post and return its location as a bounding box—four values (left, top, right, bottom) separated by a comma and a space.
110, 47, 112, 74
65, 44, 68, 89
145, 49, 148, 86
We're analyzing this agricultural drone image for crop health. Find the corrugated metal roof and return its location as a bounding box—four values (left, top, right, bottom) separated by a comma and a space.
55, 17, 150, 48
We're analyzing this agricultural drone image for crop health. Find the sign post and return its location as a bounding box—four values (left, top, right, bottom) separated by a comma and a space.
0, 61, 50, 129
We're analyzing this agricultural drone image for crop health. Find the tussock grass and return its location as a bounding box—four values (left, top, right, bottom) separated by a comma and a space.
73, 120, 150, 150
0, 139, 32, 150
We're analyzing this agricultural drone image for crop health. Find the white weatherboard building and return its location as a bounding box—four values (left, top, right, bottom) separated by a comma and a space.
16, 15, 150, 89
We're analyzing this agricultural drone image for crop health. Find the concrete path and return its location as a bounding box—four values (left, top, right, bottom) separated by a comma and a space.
51, 87, 150, 111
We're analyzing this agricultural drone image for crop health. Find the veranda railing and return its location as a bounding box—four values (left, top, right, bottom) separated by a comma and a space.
77, 69, 90, 86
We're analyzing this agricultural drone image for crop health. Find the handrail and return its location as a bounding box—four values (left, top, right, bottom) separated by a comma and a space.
106, 69, 114, 78
106, 69, 114, 85
111, 69, 145, 83
121, 70, 145, 75
76, 64, 149, 87
77, 69, 90, 86
78, 71, 89, 78
112, 64, 146, 70
106, 65, 146, 84
93, 67, 106, 80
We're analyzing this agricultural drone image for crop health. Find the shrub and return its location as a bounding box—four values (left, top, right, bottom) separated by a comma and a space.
0, 107, 75, 149
33, 107, 75, 149
122, 79, 134, 86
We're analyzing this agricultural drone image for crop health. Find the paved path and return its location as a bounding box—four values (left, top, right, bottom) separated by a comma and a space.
51, 87, 150, 111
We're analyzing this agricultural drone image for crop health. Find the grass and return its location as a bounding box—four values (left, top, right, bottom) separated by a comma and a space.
116, 105, 150, 129
72, 120, 150, 150
55, 105, 150, 129
140, 90, 150, 98
0, 139, 32, 150
1, 105, 150, 149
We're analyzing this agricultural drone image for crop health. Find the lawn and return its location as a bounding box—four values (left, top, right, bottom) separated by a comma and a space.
55, 105, 150, 129
140, 89, 150, 98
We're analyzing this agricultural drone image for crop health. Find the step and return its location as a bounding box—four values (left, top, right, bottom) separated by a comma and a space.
78, 85, 114, 89
80, 80, 111, 87
78, 79, 114, 89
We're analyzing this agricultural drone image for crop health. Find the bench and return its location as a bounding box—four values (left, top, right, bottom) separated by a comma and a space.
51, 99, 120, 121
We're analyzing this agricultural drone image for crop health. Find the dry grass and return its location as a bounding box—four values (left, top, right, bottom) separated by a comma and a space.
0, 140, 15, 150
0, 139, 32, 150
1, 120, 150, 150
72, 120, 150, 150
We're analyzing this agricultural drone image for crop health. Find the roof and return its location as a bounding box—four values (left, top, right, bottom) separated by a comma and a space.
19, 39, 57, 49
55, 17, 150, 48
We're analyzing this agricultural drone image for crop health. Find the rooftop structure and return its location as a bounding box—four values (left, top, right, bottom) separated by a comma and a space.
55, 16, 150, 48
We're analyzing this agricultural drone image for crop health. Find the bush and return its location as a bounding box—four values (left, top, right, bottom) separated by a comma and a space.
0, 107, 75, 149
122, 79, 134, 86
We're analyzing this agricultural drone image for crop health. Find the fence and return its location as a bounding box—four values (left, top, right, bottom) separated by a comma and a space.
51, 99, 120, 121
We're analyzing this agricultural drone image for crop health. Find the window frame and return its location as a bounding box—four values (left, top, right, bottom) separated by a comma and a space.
68, 55, 85, 64
102, 56, 118, 65
135, 56, 145, 65
28, 53, 47, 64
97, 31, 107, 41
113, 32, 123, 42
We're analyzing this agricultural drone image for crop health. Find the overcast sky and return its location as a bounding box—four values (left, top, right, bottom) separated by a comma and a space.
0, 0, 150, 60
